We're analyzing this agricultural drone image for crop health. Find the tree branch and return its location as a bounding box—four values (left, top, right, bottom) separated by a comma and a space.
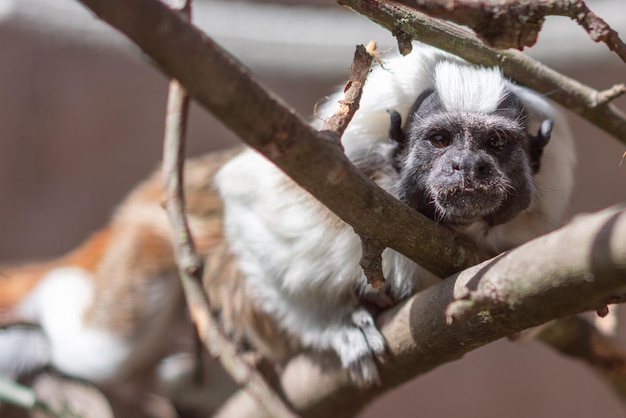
338, 0, 626, 146
159, 2, 299, 417
76, 0, 487, 280
215, 206, 626, 417
391, 0, 626, 65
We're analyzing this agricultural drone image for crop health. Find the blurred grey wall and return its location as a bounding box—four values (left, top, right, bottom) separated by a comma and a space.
0, 0, 625, 417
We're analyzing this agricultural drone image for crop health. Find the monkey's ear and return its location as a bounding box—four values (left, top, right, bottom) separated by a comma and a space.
534, 119, 553, 148
529, 119, 553, 173
387, 109, 406, 145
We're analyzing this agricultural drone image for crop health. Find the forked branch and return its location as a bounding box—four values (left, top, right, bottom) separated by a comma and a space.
392, 0, 626, 65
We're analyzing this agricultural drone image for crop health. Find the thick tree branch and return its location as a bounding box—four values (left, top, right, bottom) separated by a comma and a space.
215, 206, 626, 417
338, 0, 626, 146
392, 0, 626, 65
76, 0, 487, 279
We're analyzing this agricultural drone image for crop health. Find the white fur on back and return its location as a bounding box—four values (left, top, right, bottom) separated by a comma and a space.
217, 151, 382, 347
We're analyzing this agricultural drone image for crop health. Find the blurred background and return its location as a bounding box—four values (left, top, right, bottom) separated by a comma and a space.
0, 0, 625, 416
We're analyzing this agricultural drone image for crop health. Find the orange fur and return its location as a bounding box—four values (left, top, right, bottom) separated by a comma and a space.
0, 263, 50, 310
0, 229, 111, 315
63, 228, 113, 273
0, 147, 281, 388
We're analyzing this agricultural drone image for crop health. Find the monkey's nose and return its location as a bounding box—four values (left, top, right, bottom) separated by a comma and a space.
450, 155, 490, 179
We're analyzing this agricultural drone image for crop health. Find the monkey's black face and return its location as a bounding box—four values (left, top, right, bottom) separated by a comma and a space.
390, 90, 551, 226
403, 112, 532, 225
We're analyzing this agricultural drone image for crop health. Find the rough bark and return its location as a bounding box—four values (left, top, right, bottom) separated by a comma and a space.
75, 0, 488, 279
392, 0, 626, 64
216, 206, 626, 417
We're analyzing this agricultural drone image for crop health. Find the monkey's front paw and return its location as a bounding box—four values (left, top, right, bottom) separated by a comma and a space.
331, 308, 386, 387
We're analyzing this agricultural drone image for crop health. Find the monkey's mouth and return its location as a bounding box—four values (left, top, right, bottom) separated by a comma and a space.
431, 182, 505, 223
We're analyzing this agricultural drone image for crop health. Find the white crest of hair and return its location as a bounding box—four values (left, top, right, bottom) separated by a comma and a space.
6, 267, 131, 381
434, 60, 507, 113
216, 41, 575, 376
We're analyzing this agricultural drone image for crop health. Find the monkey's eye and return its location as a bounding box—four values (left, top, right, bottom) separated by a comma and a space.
488, 133, 506, 149
429, 133, 451, 148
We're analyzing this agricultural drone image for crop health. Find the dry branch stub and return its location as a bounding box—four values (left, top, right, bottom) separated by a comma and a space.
359, 235, 386, 288
321, 43, 376, 140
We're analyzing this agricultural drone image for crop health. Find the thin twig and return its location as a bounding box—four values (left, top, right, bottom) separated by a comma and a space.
338, 0, 626, 146
159, 2, 300, 417
321, 41, 376, 142
559, 0, 626, 65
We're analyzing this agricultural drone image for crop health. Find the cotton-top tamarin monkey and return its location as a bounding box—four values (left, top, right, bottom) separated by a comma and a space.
0, 43, 575, 389
215, 43, 575, 385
